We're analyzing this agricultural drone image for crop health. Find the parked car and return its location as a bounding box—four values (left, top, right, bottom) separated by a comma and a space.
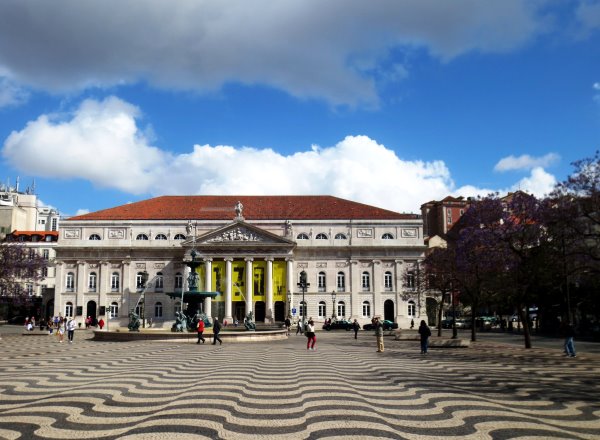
363, 320, 398, 331
323, 320, 353, 331
454, 319, 472, 329
7, 316, 26, 325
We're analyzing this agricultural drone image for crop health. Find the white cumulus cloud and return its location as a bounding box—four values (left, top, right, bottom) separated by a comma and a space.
1, 96, 560, 213
494, 153, 560, 172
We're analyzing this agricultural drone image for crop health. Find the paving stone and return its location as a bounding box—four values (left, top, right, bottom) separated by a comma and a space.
0, 330, 598, 439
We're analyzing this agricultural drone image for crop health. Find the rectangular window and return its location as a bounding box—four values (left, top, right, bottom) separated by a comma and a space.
51, 218, 58, 231
406, 272, 415, 289
384, 273, 393, 291
26, 284, 34, 296
42, 249, 50, 259
318, 303, 326, 318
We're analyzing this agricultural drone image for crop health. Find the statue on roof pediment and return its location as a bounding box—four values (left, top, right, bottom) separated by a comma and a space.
206, 226, 263, 243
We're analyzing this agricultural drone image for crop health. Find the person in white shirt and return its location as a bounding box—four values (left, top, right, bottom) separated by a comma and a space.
66, 318, 77, 343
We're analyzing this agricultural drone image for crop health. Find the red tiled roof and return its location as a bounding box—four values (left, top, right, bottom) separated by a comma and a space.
66, 196, 418, 221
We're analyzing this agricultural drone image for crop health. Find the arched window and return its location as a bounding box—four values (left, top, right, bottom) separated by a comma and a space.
318, 301, 326, 318
155, 302, 163, 318
334, 233, 347, 240
136, 234, 149, 240
88, 272, 97, 292
296, 233, 309, 240
315, 233, 328, 240
361, 271, 371, 291
337, 301, 346, 319
89, 234, 101, 240
336, 272, 345, 292
382, 233, 394, 239
155, 234, 167, 240
155, 272, 164, 291
174, 272, 183, 290
408, 300, 416, 317
110, 301, 119, 318
111, 272, 120, 291
65, 302, 73, 317
299, 301, 307, 318
174, 302, 182, 315
174, 234, 186, 240
66, 272, 75, 292
384, 271, 393, 291
317, 271, 326, 292
362, 301, 371, 317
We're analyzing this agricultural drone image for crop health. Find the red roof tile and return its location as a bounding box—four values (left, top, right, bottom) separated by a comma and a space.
66, 196, 418, 221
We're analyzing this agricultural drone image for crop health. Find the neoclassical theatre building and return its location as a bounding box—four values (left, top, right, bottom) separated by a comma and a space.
54, 196, 427, 328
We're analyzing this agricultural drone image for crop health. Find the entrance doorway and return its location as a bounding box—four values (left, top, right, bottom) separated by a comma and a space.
87, 300, 97, 326
274, 301, 285, 321
46, 299, 54, 319
233, 302, 246, 321
255, 301, 265, 322
384, 299, 395, 322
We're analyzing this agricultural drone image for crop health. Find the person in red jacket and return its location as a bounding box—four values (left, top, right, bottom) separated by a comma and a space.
98, 318, 105, 330
197, 319, 206, 344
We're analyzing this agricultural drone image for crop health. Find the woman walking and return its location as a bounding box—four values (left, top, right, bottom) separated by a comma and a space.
306, 319, 316, 350
418, 320, 431, 354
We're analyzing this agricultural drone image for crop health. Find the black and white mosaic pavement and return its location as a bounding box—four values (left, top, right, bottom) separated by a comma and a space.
0, 329, 598, 439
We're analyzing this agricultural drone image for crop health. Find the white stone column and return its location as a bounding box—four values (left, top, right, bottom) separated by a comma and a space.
76, 260, 86, 317
54, 261, 64, 316
286, 258, 294, 318
225, 258, 233, 321
99, 261, 109, 316
372, 260, 381, 317
350, 260, 360, 319
395, 260, 403, 320
204, 258, 212, 319
245, 258, 253, 317
265, 257, 273, 322
122, 260, 131, 318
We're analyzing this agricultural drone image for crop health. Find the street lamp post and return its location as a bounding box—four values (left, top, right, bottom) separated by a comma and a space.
287, 291, 292, 319
451, 287, 458, 339
297, 271, 309, 326
331, 290, 336, 321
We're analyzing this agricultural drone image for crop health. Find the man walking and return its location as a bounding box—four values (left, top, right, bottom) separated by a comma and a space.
66, 316, 77, 344
212, 317, 223, 345
564, 323, 576, 357
352, 319, 361, 339
375, 317, 384, 353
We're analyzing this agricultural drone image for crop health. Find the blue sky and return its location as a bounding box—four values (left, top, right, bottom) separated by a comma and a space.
0, 1, 599, 217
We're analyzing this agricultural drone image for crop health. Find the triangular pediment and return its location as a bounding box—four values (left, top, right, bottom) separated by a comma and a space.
182, 221, 295, 247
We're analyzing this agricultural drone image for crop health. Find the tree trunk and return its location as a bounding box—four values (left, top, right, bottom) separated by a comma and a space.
471, 315, 477, 342
437, 299, 444, 337
519, 308, 532, 348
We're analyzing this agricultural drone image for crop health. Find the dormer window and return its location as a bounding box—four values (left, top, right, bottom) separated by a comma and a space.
382, 233, 394, 239
296, 233, 309, 240
136, 234, 149, 240
89, 234, 101, 240
334, 233, 347, 239
174, 234, 186, 240
315, 233, 328, 240
155, 234, 167, 240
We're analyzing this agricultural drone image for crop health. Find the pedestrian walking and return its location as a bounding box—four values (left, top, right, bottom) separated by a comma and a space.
197, 319, 206, 344
212, 317, 223, 345
410, 319, 415, 329
418, 320, 431, 354
374, 317, 384, 352
306, 319, 316, 350
352, 319, 361, 339
284, 317, 291, 336
66, 317, 77, 343
296, 320, 303, 335
563, 323, 576, 357
56, 319, 65, 343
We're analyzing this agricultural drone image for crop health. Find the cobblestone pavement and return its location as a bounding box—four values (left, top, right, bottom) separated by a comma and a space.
0, 329, 599, 439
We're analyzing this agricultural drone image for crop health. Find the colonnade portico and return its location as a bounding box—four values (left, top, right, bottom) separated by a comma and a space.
193, 255, 292, 323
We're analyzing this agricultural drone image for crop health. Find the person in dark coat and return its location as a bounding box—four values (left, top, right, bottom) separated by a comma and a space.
418, 320, 432, 354
212, 317, 223, 345
352, 319, 361, 339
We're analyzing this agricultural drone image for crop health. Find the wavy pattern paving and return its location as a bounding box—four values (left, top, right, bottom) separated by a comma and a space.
0, 332, 599, 439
